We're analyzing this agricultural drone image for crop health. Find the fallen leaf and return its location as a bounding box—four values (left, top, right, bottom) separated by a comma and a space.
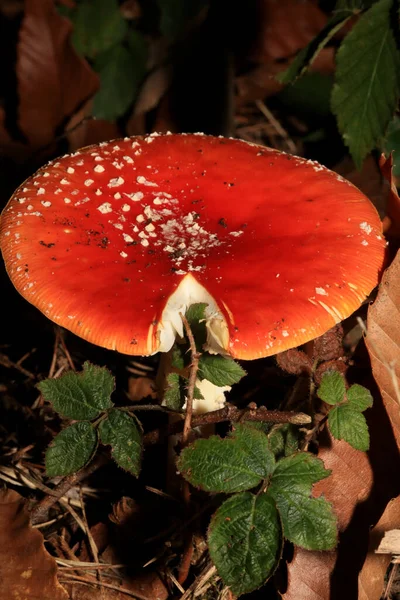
358, 497, 400, 600
366, 249, 400, 447
17, 0, 99, 148
282, 390, 400, 599
0, 488, 68, 600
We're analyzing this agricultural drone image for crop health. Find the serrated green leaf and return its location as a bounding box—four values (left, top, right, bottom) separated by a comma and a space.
38, 362, 114, 420
158, 0, 208, 39
284, 424, 300, 456
198, 354, 246, 387
346, 384, 373, 411
317, 370, 346, 405
208, 492, 281, 596
331, 0, 400, 168
328, 404, 370, 450
185, 303, 208, 349
92, 33, 147, 120
268, 453, 336, 550
99, 409, 143, 476
46, 422, 97, 477
178, 424, 275, 493
163, 372, 183, 410
277, 12, 353, 84
69, 0, 128, 59
171, 345, 185, 370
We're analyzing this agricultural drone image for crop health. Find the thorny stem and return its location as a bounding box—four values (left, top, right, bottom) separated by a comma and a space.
180, 313, 201, 447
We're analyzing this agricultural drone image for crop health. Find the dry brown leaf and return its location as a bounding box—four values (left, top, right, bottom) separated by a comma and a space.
252, 0, 327, 64
358, 497, 400, 600
366, 249, 400, 447
0, 488, 68, 600
17, 0, 99, 148
283, 392, 400, 599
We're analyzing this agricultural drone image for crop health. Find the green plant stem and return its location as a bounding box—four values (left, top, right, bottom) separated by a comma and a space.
180, 313, 201, 447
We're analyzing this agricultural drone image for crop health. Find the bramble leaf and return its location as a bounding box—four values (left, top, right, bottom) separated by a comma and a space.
328, 404, 370, 450
163, 373, 183, 410
268, 453, 337, 550
99, 409, 143, 476
178, 424, 275, 493
317, 370, 346, 405
331, 0, 400, 168
46, 422, 97, 477
346, 384, 373, 411
208, 492, 281, 596
198, 354, 246, 387
38, 362, 114, 420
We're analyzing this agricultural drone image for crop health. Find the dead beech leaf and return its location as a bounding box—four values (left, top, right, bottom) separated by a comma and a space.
358, 497, 400, 600
283, 393, 400, 599
252, 0, 327, 64
17, 0, 99, 148
0, 488, 68, 600
366, 249, 400, 447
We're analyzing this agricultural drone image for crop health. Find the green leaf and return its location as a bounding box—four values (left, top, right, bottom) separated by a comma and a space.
268, 453, 337, 550
171, 345, 185, 370
99, 409, 143, 476
178, 424, 275, 493
278, 73, 334, 120
328, 404, 370, 450
208, 492, 281, 596
92, 32, 147, 120
158, 0, 208, 39
317, 370, 346, 405
185, 303, 208, 350
346, 384, 373, 411
331, 0, 400, 169
198, 354, 246, 387
163, 372, 183, 410
277, 12, 353, 84
69, 0, 128, 59
38, 362, 114, 420
46, 422, 97, 477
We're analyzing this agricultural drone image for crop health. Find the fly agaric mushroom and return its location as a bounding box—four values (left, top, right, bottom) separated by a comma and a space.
0, 133, 385, 360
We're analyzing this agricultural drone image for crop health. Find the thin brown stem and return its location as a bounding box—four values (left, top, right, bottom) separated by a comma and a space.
180, 314, 201, 447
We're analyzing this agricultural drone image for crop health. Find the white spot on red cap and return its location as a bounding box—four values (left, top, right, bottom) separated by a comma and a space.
84, 179, 94, 187
67, 167, 75, 174
360, 222, 372, 235
37, 188, 45, 195
94, 165, 105, 173
97, 202, 112, 214
315, 287, 328, 296
108, 177, 124, 188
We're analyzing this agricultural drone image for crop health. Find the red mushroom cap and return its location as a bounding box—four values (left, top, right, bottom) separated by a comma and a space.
0, 133, 385, 359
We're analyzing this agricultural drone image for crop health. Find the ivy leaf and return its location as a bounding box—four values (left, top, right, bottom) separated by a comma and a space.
99, 409, 143, 477
46, 422, 97, 477
328, 404, 370, 450
198, 354, 246, 387
69, 0, 128, 59
178, 424, 275, 493
268, 453, 337, 550
38, 362, 114, 420
346, 384, 373, 411
92, 32, 147, 120
163, 372, 183, 410
277, 12, 353, 84
208, 492, 281, 596
331, 0, 400, 168
317, 370, 346, 405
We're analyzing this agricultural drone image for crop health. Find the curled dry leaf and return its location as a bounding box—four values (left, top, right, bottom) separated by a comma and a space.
0, 488, 68, 600
358, 497, 400, 600
366, 248, 400, 448
17, 0, 99, 148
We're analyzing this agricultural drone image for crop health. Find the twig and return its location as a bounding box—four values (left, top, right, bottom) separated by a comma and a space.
29, 452, 108, 525
143, 403, 311, 446
58, 573, 149, 599
0, 351, 36, 379
255, 99, 297, 154
180, 314, 201, 447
